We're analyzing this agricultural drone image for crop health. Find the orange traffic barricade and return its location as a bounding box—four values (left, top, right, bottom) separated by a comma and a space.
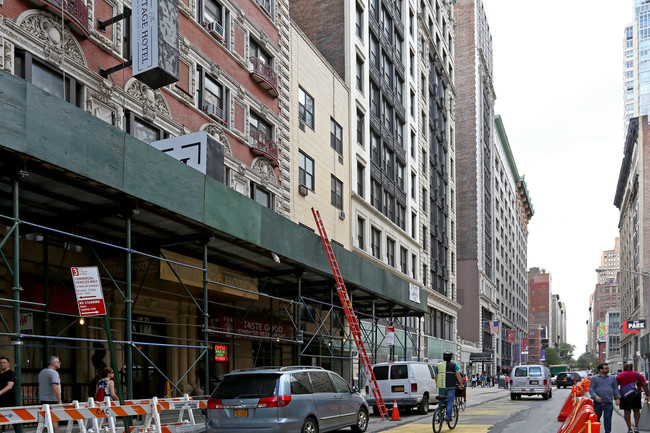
557, 397, 594, 433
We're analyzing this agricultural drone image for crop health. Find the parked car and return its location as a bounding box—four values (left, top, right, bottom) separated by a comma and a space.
365, 361, 437, 415
205, 366, 369, 433
556, 371, 582, 388
509, 364, 553, 400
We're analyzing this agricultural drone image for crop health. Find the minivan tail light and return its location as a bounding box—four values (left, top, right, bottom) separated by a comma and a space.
411, 383, 417, 392
207, 398, 223, 409
258, 395, 292, 408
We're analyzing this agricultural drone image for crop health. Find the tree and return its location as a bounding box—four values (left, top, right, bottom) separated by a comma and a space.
558, 342, 575, 364
543, 348, 562, 366
575, 352, 599, 373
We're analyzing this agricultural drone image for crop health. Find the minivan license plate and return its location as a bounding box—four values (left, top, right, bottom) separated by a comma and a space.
530, 380, 538, 385
234, 409, 248, 417
392, 385, 404, 392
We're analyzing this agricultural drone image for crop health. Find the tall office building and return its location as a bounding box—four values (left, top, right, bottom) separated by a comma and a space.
290, 0, 458, 361
528, 268, 550, 363
454, 0, 532, 374
596, 237, 621, 284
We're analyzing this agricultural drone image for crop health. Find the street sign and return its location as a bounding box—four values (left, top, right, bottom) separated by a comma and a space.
624, 319, 647, 334
71, 266, 107, 317
386, 326, 395, 346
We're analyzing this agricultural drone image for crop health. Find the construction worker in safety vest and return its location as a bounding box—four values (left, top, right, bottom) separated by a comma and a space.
434, 351, 464, 421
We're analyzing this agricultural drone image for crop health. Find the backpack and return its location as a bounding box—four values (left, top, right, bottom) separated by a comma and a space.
94, 385, 105, 402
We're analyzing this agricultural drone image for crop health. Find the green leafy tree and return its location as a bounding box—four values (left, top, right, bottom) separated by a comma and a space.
543, 348, 562, 366
575, 352, 599, 373
558, 342, 575, 364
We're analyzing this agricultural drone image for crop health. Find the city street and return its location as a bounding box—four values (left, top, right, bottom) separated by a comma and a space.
357, 386, 633, 433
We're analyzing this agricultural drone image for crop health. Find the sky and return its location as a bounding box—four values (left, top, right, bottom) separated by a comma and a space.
481, 0, 634, 353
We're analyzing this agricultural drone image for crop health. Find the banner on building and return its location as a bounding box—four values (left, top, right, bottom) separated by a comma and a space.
507, 330, 515, 343
521, 338, 529, 355
597, 322, 607, 342
489, 320, 499, 334
540, 348, 546, 361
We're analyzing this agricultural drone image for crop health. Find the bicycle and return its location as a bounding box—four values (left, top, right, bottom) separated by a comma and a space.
455, 394, 466, 411
432, 395, 458, 433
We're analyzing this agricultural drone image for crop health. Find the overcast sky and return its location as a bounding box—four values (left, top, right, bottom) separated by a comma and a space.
481, 0, 633, 353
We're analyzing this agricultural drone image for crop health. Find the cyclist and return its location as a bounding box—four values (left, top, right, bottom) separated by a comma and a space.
456, 372, 467, 404
434, 351, 464, 421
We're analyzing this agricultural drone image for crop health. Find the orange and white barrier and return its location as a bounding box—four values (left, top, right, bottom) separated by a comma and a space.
0, 394, 207, 433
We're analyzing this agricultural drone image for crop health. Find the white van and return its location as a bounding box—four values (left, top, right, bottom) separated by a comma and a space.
365, 362, 437, 415
509, 364, 553, 400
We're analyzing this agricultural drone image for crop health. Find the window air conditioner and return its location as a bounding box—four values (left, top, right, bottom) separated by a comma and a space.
338, 210, 346, 220
298, 185, 309, 196
206, 21, 224, 40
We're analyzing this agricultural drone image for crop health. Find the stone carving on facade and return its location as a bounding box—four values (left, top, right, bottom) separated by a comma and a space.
179, 35, 191, 56
232, 171, 249, 196
201, 123, 233, 156
125, 79, 171, 121
1, 37, 12, 72
209, 62, 222, 78
15, 11, 86, 67
251, 158, 276, 186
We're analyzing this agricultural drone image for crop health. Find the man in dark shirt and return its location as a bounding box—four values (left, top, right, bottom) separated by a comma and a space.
0, 357, 16, 408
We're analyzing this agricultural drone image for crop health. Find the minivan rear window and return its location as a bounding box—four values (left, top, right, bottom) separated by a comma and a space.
528, 367, 542, 377
213, 374, 279, 399
514, 368, 527, 377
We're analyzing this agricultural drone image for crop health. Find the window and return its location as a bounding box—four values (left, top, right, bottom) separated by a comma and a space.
371, 180, 382, 211
299, 151, 315, 190
357, 163, 365, 197
371, 132, 381, 165
355, 3, 363, 39
250, 111, 273, 141
250, 38, 272, 65
387, 238, 395, 267
400, 247, 408, 274
383, 99, 393, 131
330, 119, 343, 154
370, 35, 380, 69
357, 217, 365, 250
371, 83, 381, 117
423, 264, 428, 286
201, 0, 229, 45
397, 204, 405, 230
125, 111, 166, 144
356, 56, 364, 91
397, 163, 405, 190
411, 212, 417, 238
198, 66, 229, 125
357, 109, 365, 146
381, 7, 392, 42
371, 227, 381, 259
15, 50, 82, 107
331, 176, 343, 209
298, 87, 315, 128
252, 183, 272, 209
412, 253, 417, 279
384, 146, 394, 180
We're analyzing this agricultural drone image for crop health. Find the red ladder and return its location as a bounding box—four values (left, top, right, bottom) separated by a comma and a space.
311, 208, 389, 419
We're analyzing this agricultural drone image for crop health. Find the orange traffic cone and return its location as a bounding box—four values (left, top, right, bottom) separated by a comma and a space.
391, 400, 400, 421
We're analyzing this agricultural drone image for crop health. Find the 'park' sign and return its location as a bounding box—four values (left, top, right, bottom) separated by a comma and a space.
623, 319, 647, 334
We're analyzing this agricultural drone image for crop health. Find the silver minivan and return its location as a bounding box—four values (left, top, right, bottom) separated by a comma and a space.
365, 361, 437, 414
509, 364, 553, 400
205, 366, 368, 433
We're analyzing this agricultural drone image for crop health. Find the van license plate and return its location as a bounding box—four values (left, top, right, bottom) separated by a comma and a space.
234, 409, 248, 417
392, 385, 404, 392
530, 380, 538, 385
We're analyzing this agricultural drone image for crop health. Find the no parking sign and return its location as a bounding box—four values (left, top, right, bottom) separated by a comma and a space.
71, 266, 107, 317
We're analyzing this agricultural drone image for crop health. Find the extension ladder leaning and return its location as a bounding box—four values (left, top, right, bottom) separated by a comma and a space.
311, 208, 389, 419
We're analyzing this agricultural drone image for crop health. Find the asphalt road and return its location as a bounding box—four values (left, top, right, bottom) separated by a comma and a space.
357, 386, 634, 433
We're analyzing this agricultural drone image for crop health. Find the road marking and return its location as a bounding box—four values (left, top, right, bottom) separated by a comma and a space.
385, 424, 492, 432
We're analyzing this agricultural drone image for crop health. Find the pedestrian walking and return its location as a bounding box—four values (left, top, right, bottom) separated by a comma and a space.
616, 360, 650, 433
434, 351, 464, 422
39, 356, 62, 433
588, 362, 620, 433
95, 367, 118, 402
471, 374, 477, 388
0, 357, 16, 408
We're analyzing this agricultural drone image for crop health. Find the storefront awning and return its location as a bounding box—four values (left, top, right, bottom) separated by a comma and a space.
469, 352, 493, 362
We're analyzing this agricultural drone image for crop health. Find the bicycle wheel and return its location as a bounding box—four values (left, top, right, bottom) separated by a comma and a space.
447, 404, 458, 429
459, 398, 466, 412
432, 408, 444, 433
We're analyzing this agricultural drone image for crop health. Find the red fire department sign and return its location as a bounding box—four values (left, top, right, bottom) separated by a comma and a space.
71, 266, 107, 317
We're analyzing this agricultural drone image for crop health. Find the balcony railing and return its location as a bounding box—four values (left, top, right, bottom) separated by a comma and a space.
249, 130, 279, 166
249, 57, 278, 97
38, 0, 89, 35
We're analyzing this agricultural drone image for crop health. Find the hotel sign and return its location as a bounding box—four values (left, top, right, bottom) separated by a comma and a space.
132, 0, 179, 88
160, 249, 258, 300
